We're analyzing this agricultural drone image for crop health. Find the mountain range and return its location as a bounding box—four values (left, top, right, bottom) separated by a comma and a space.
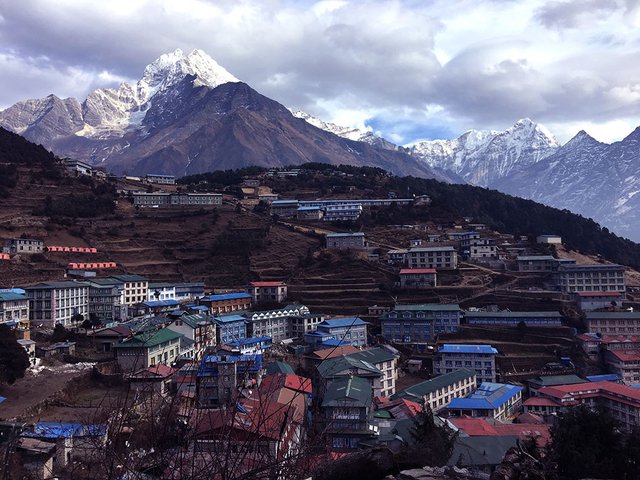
0, 49, 452, 182
1, 48, 639, 241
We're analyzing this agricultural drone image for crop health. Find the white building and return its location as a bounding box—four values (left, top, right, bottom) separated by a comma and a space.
537, 234, 562, 244
433, 344, 498, 383
25, 281, 90, 327
407, 246, 458, 269
325, 232, 366, 249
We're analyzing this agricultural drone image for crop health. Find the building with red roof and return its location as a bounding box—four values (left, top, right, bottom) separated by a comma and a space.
249, 281, 287, 306
576, 291, 625, 311
531, 381, 640, 431
449, 416, 551, 448
604, 349, 640, 384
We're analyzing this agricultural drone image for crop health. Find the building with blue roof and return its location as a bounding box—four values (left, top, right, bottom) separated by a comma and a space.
306, 317, 368, 347
586, 373, 623, 383
434, 344, 498, 383
0, 291, 29, 328
200, 292, 251, 315
196, 353, 263, 406
213, 313, 247, 345
225, 336, 273, 355
446, 382, 524, 421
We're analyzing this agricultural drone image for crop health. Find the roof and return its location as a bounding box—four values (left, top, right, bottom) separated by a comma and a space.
265, 360, 295, 375
586, 311, 640, 319
538, 234, 561, 238
558, 263, 624, 272
23, 422, 107, 439
577, 291, 623, 297
297, 206, 322, 211
226, 336, 272, 347
25, 281, 90, 290
317, 317, 367, 328
437, 344, 498, 355
130, 364, 176, 378
516, 255, 556, 261
206, 292, 251, 301
391, 369, 477, 401
448, 435, 519, 467
310, 345, 360, 360
447, 383, 523, 410
523, 397, 562, 407
317, 355, 381, 379
214, 314, 247, 324
326, 232, 365, 238
537, 381, 640, 403
260, 373, 312, 395
586, 374, 621, 382
345, 347, 398, 364
399, 268, 437, 275
606, 349, 640, 362
322, 376, 372, 407
175, 313, 213, 329
409, 246, 455, 252
114, 328, 183, 349
143, 299, 180, 308
528, 374, 586, 387
0, 292, 27, 301
250, 281, 285, 287
393, 304, 461, 312
465, 311, 562, 318
110, 274, 148, 282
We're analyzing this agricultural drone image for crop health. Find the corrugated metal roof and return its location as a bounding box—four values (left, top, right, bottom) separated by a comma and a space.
207, 292, 251, 301
322, 376, 372, 407
438, 344, 498, 355
391, 369, 476, 400
447, 383, 523, 410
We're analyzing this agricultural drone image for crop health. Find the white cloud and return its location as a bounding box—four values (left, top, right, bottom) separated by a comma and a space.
1, 0, 640, 144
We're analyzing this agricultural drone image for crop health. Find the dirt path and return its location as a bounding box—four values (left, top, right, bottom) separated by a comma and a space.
0, 363, 93, 421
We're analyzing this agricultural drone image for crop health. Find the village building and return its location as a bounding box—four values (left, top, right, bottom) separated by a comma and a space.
345, 347, 399, 397
114, 328, 184, 371
381, 304, 461, 344
88, 325, 132, 354
296, 205, 324, 220
213, 314, 247, 345
200, 292, 251, 314
14, 437, 56, 479
576, 291, 625, 311
133, 192, 222, 207
18, 338, 37, 366
269, 199, 300, 218
86, 279, 125, 324
537, 234, 562, 244
246, 304, 309, 342
5, 238, 44, 255
223, 336, 273, 355
0, 291, 30, 328
39, 341, 76, 358
462, 237, 497, 259
517, 255, 563, 272
167, 314, 217, 357
407, 246, 458, 269
63, 158, 93, 176
316, 355, 382, 398
25, 281, 90, 327
399, 268, 437, 289
526, 374, 587, 396
463, 310, 563, 327
322, 203, 363, 222
147, 282, 177, 301
585, 311, 640, 335
174, 282, 206, 301
603, 349, 640, 384
527, 381, 640, 431
128, 364, 176, 396
433, 344, 498, 383
391, 368, 477, 412
144, 173, 176, 184
447, 382, 523, 420
387, 248, 409, 266
325, 232, 366, 249
306, 317, 368, 347
195, 353, 263, 406
289, 312, 325, 339
552, 263, 626, 294
249, 281, 287, 305
321, 376, 375, 451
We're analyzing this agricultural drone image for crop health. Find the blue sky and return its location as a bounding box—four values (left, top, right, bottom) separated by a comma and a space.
1, 0, 640, 144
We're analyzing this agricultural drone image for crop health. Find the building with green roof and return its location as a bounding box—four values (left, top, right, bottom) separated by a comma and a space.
321, 376, 375, 451
114, 328, 183, 371
391, 368, 477, 413
316, 355, 382, 399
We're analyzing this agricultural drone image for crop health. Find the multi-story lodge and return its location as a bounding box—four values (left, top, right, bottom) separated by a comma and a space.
603, 349, 640, 384
133, 192, 222, 207
516, 255, 576, 272
200, 292, 252, 314
25, 281, 90, 327
144, 173, 176, 185
0, 291, 30, 328
399, 268, 437, 289
464, 310, 563, 327
214, 314, 247, 345
447, 382, 523, 421
114, 328, 184, 371
391, 368, 477, 412
576, 291, 626, 311
167, 314, 217, 357
246, 304, 309, 342
552, 263, 626, 293
289, 312, 325, 339
433, 344, 498, 383
306, 317, 368, 347
5, 238, 44, 255
345, 347, 399, 397
87, 280, 125, 324
147, 283, 176, 301
407, 246, 458, 270
585, 311, 640, 335
249, 281, 287, 305
325, 232, 366, 250
381, 304, 461, 343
